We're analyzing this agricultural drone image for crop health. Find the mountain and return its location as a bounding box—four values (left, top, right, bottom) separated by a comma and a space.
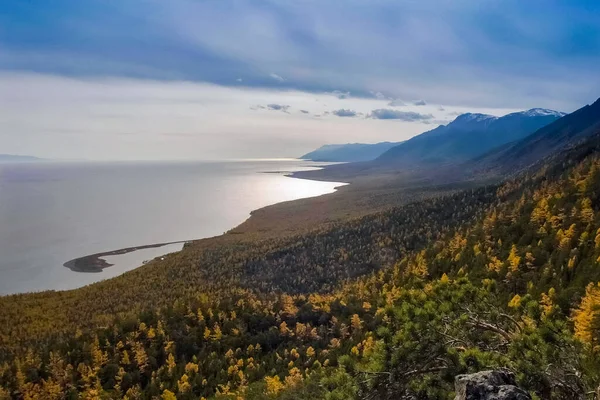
0, 154, 42, 163
375, 108, 565, 167
4, 100, 600, 398
471, 98, 600, 173
300, 141, 404, 162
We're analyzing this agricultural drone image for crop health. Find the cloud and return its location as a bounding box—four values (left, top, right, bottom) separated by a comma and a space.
330, 90, 350, 99
332, 109, 358, 117
388, 99, 406, 107
371, 91, 387, 100
269, 73, 285, 82
412, 100, 427, 106
267, 103, 290, 112
249, 103, 290, 112
299, 109, 309, 114
422, 119, 450, 125
367, 109, 434, 121
0, 73, 519, 160
2, 1, 599, 110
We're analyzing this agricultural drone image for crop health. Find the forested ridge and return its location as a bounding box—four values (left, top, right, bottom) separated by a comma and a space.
3, 133, 600, 399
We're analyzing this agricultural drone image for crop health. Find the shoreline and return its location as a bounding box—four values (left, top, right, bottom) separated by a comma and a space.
63, 241, 191, 273
63, 164, 348, 274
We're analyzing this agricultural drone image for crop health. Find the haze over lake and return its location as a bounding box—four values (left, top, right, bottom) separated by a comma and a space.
0, 160, 344, 295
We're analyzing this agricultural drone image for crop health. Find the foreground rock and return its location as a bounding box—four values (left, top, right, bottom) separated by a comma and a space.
454, 370, 531, 400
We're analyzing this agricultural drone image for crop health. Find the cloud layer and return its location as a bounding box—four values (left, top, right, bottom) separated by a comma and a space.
0, 73, 524, 160
367, 109, 434, 121
1, 1, 597, 160
1, 0, 599, 110
332, 109, 358, 117
267, 104, 290, 112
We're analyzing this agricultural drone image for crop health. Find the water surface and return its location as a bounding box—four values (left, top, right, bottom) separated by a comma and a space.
0, 160, 344, 294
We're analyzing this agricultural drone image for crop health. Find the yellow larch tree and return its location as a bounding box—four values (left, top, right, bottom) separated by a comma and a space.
264, 375, 284, 395
572, 282, 600, 348
507, 245, 521, 272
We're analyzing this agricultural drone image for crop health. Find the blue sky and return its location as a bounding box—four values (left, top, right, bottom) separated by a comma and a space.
1, 0, 599, 159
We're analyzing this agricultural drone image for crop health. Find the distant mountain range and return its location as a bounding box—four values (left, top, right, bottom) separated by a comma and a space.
294, 100, 600, 184
300, 142, 404, 162
0, 154, 42, 163
375, 108, 565, 167
301, 108, 564, 164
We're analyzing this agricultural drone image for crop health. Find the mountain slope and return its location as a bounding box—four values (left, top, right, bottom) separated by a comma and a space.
471, 98, 600, 173
300, 141, 404, 162
375, 108, 564, 166
4, 122, 600, 398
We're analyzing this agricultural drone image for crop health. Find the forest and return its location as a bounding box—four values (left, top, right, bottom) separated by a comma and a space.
3, 133, 600, 399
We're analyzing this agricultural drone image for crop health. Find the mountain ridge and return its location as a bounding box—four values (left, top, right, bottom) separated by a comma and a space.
470, 98, 600, 173
300, 141, 404, 162
300, 108, 565, 164
375, 108, 565, 166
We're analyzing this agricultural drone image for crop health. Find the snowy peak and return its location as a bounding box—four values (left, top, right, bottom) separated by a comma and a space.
450, 109, 565, 130
454, 113, 498, 123
520, 108, 566, 118
453, 109, 565, 125
449, 113, 498, 130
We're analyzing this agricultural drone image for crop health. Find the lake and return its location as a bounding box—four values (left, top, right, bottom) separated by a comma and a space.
0, 160, 345, 295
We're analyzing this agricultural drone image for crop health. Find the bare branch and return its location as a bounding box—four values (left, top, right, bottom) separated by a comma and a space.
467, 317, 512, 341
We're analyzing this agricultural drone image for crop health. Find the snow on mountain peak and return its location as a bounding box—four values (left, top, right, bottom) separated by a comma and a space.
522, 108, 566, 117
453, 113, 497, 124
457, 113, 495, 120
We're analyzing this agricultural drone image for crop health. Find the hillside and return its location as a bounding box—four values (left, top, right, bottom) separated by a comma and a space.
2, 102, 600, 398
300, 142, 404, 162
375, 108, 564, 167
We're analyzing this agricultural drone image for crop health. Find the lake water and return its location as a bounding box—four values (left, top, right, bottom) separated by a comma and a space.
0, 160, 345, 295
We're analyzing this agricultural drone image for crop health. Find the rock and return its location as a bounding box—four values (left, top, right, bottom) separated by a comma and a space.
454, 370, 531, 400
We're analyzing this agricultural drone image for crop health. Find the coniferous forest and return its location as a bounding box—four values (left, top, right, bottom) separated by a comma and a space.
3, 116, 600, 399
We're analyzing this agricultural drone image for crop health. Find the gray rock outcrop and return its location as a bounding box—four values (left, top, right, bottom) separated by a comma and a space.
454, 370, 531, 400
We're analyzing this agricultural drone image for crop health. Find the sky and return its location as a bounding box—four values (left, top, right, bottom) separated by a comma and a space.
1, 0, 599, 160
